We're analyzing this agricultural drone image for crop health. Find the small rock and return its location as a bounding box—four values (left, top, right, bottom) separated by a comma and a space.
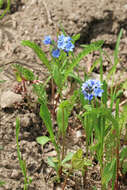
20, 113, 32, 128
0, 90, 22, 108
76, 130, 82, 138
11, 169, 21, 179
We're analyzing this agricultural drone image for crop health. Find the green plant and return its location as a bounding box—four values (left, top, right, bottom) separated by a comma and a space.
79, 29, 127, 190
16, 118, 32, 190
12, 28, 127, 190
0, 0, 11, 19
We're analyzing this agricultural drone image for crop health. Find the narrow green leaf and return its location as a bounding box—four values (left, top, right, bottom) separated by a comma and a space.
16, 118, 22, 165
72, 34, 80, 43
22, 40, 50, 71
52, 65, 62, 89
102, 159, 116, 186
0, 0, 11, 19
68, 72, 82, 84
89, 58, 100, 73
33, 83, 47, 103
39, 101, 59, 152
102, 80, 108, 105
57, 101, 68, 135
63, 40, 104, 84
81, 40, 104, 50
57, 91, 78, 134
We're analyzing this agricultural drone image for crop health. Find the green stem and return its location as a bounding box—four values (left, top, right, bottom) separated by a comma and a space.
114, 143, 119, 190
62, 107, 65, 160
0, 0, 11, 19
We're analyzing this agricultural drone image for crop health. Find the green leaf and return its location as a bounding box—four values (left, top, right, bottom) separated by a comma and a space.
102, 159, 116, 186
0, 0, 11, 19
102, 80, 108, 105
62, 152, 74, 165
12, 64, 35, 81
16, 118, 27, 177
68, 72, 82, 84
39, 100, 59, 152
72, 34, 80, 43
22, 40, 50, 71
83, 158, 92, 166
33, 83, 47, 103
16, 118, 22, 164
57, 90, 78, 135
81, 40, 104, 50
47, 157, 58, 170
89, 58, 100, 73
57, 100, 69, 135
36, 136, 50, 146
84, 106, 118, 130
16, 72, 22, 82
52, 65, 62, 89
63, 40, 104, 84
72, 149, 84, 170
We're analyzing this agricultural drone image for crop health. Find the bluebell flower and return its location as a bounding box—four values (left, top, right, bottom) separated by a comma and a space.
43, 36, 52, 45
52, 49, 60, 58
57, 33, 74, 52
82, 79, 104, 102
65, 41, 75, 52
57, 34, 66, 49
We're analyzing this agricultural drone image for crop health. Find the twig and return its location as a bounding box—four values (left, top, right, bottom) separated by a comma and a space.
42, 0, 53, 25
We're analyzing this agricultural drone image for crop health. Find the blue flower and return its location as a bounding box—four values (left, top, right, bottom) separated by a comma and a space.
52, 49, 60, 58
43, 36, 52, 45
82, 79, 104, 102
65, 41, 75, 52
57, 33, 74, 52
57, 34, 66, 49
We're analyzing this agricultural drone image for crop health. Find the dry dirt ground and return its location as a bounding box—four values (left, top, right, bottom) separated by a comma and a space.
0, 0, 127, 189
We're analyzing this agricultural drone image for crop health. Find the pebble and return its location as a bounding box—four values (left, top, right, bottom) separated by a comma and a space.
11, 169, 21, 179
0, 90, 22, 108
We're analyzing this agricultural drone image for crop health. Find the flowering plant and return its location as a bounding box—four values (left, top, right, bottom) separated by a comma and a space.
12, 28, 127, 190
82, 79, 104, 102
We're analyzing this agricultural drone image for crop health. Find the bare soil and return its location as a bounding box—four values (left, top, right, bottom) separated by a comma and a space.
0, 0, 127, 189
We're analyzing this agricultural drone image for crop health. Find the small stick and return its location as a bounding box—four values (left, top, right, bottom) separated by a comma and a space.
42, 0, 52, 25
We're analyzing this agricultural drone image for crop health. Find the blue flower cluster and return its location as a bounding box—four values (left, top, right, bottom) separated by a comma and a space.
82, 79, 104, 102
57, 34, 74, 52
43, 34, 74, 58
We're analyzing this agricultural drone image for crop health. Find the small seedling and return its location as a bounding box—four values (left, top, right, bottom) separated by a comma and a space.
16, 118, 32, 190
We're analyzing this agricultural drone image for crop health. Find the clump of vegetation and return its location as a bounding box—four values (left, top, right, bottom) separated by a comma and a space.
8, 28, 127, 189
